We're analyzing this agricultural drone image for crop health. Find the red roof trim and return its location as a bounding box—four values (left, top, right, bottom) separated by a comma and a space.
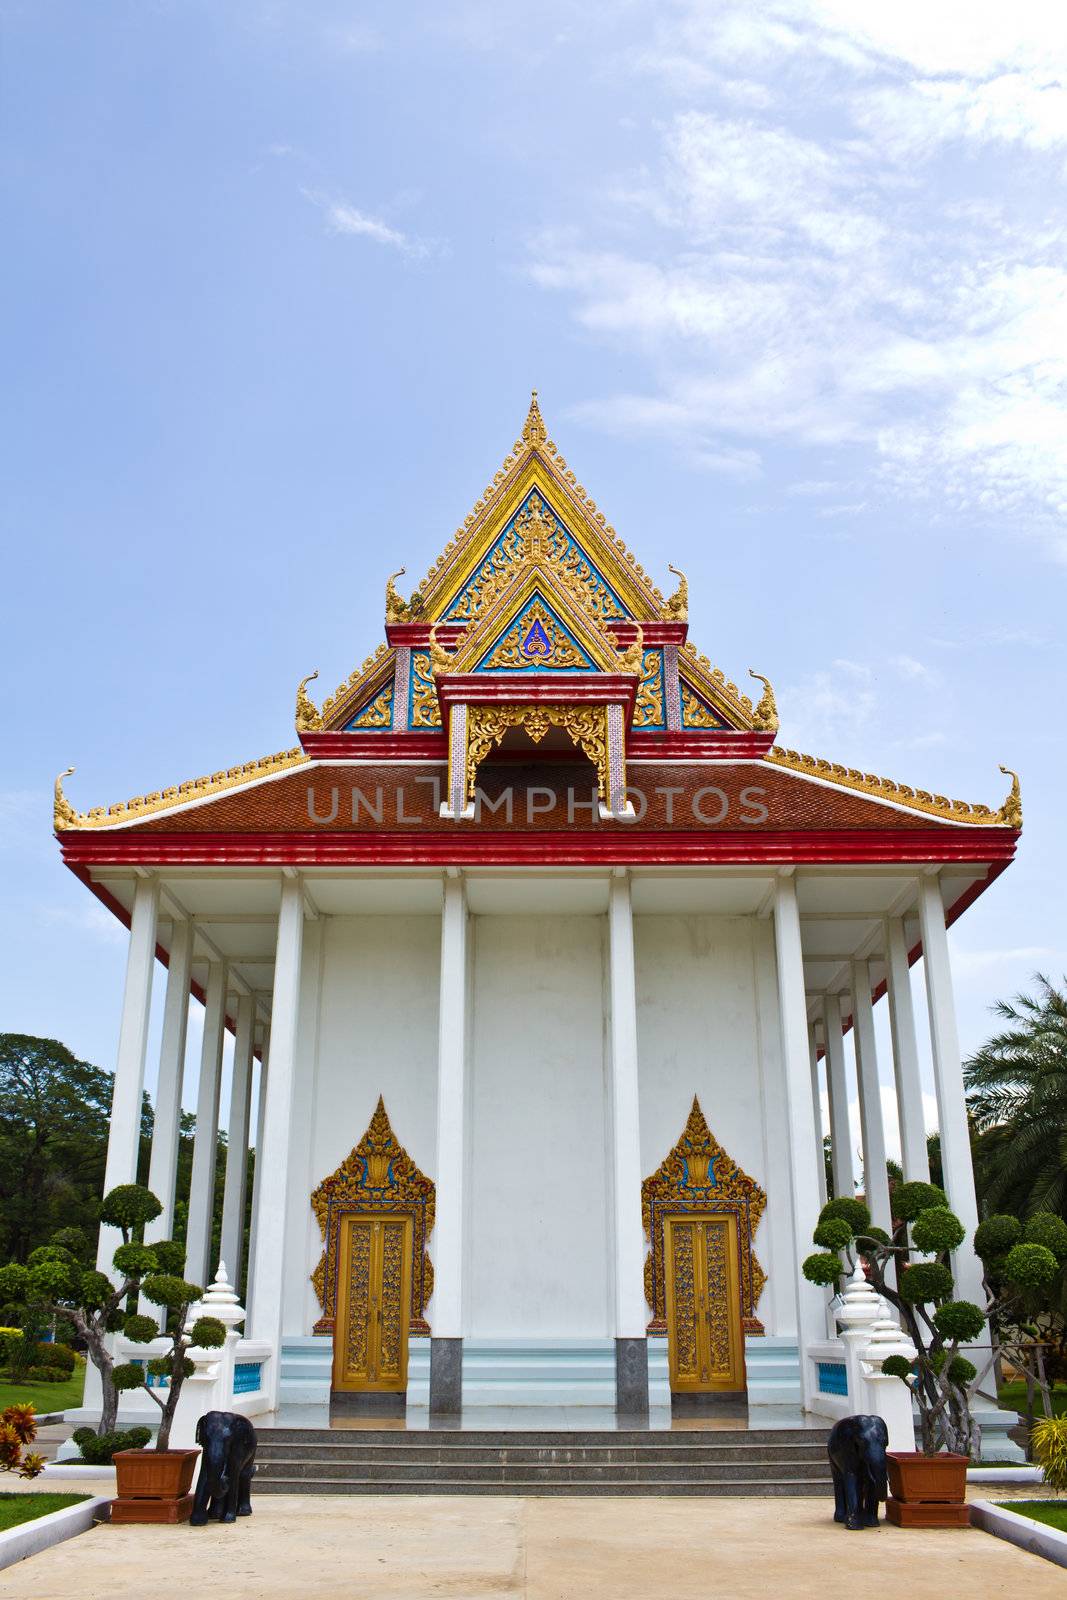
61, 826, 1018, 869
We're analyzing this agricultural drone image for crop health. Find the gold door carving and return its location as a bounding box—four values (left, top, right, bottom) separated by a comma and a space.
664, 1213, 744, 1392
310, 1097, 435, 1338
333, 1213, 413, 1392
642, 1097, 767, 1337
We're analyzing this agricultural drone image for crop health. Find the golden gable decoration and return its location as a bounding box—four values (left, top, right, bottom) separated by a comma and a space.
310, 1097, 436, 1336
642, 1097, 767, 1335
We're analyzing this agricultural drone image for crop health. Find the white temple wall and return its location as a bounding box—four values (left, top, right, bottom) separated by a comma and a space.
633, 914, 795, 1339
282, 913, 441, 1336
465, 913, 612, 1339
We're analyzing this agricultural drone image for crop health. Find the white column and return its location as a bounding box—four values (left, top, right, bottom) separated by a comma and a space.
772, 875, 827, 1403
98, 874, 160, 1271
852, 960, 892, 1235
822, 993, 855, 1200
432, 872, 468, 1341
808, 1021, 828, 1206
184, 961, 228, 1286
428, 875, 468, 1411
608, 871, 649, 1411
145, 917, 192, 1244
918, 876, 985, 1308
244, 1027, 269, 1317
885, 917, 930, 1182
248, 877, 305, 1404
220, 993, 256, 1293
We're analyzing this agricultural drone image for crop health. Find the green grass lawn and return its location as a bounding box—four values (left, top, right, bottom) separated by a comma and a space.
998, 1381, 1067, 1419
0, 1493, 88, 1531
996, 1500, 1067, 1532
0, 1358, 85, 1418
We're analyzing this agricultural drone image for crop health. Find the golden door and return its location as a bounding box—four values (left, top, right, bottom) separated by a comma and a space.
332, 1213, 412, 1393
664, 1213, 745, 1393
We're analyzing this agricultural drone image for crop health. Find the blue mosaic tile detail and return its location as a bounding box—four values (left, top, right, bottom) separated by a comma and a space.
817, 1360, 848, 1396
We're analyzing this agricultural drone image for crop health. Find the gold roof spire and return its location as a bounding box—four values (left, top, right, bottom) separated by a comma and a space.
998, 765, 1022, 829
522, 389, 547, 449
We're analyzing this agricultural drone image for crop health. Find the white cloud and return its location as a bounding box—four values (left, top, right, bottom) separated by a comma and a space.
528, 6, 1067, 549
302, 190, 431, 258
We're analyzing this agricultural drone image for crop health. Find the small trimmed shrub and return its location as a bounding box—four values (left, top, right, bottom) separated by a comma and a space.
932, 1300, 987, 1343
813, 1217, 853, 1251
1003, 1242, 1060, 1291
73, 1426, 152, 1464
802, 1252, 845, 1287
898, 1262, 954, 1303
911, 1207, 966, 1254
819, 1198, 871, 1234
39, 1343, 77, 1374
893, 1181, 949, 1221
974, 1214, 1022, 1260
1021, 1214, 1067, 1264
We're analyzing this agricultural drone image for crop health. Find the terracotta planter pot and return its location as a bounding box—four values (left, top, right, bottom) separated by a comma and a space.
886, 1451, 970, 1529
111, 1448, 201, 1525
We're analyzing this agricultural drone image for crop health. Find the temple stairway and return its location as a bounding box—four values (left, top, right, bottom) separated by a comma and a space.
254, 1425, 833, 1496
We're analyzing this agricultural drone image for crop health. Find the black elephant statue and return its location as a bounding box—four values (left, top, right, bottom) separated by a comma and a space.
189, 1411, 258, 1526
827, 1414, 889, 1529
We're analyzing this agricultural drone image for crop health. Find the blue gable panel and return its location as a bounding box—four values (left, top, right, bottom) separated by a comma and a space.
444, 489, 629, 623
473, 592, 599, 673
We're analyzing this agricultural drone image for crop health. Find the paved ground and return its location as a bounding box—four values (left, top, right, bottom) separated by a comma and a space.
3, 1493, 1065, 1600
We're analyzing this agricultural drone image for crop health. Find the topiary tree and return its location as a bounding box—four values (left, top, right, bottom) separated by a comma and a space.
0, 1183, 189, 1438
973, 1210, 1067, 1436
112, 1275, 226, 1451
801, 1182, 1061, 1457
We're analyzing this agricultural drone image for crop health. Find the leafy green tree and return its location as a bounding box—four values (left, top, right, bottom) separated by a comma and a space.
0, 1184, 174, 1436
113, 1278, 225, 1451
0, 1034, 151, 1261
965, 976, 1067, 1221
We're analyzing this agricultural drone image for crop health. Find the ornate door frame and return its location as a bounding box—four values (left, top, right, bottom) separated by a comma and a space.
642, 1097, 767, 1339
310, 1097, 436, 1343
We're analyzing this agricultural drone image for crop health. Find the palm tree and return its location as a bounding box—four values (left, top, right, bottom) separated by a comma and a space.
965, 975, 1067, 1220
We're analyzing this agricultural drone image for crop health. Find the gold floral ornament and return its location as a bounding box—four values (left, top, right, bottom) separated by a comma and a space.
465, 703, 609, 803
480, 600, 588, 671
663, 564, 688, 622
310, 1096, 436, 1336
642, 1097, 767, 1335
521, 388, 547, 449
410, 652, 442, 728
747, 669, 778, 732
53, 768, 77, 831
429, 628, 454, 677
634, 651, 664, 728
616, 625, 645, 677
295, 671, 323, 733
998, 765, 1022, 829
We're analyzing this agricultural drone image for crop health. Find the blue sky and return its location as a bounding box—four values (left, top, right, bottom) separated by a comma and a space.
2, 1, 1065, 1135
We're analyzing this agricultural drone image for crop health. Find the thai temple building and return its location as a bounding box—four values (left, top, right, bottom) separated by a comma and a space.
56, 395, 1021, 1423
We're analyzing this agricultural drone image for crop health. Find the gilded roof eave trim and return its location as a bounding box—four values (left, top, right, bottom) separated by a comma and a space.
53, 746, 310, 832
320, 644, 395, 732
766, 745, 1021, 828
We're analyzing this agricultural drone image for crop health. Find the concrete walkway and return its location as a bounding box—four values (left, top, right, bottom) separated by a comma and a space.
2, 1494, 1064, 1600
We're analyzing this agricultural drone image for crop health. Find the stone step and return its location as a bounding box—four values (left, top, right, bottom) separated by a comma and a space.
256, 1442, 830, 1467
259, 1433, 831, 1459
253, 1474, 829, 1497
256, 1458, 830, 1484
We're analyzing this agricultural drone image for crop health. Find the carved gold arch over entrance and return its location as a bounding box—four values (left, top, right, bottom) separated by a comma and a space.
310, 1097, 435, 1336
642, 1097, 767, 1335
466, 703, 609, 804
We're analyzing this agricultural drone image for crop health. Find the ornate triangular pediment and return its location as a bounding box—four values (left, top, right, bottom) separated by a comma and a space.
453, 565, 624, 677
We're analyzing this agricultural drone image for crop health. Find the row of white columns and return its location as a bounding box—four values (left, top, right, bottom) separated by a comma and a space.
97, 881, 266, 1305
807, 885, 985, 1315
102, 865, 983, 1415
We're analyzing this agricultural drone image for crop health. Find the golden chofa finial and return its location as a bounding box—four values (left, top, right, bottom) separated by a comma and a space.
428, 627, 454, 677
54, 767, 77, 831
522, 389, 547, 449
997, 765, 1022, 829
617, 624, 645, 676
663, 564, 688, 622
295, 670, 323, 733
385, 568, 409, 623
748, 669, 779, 732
